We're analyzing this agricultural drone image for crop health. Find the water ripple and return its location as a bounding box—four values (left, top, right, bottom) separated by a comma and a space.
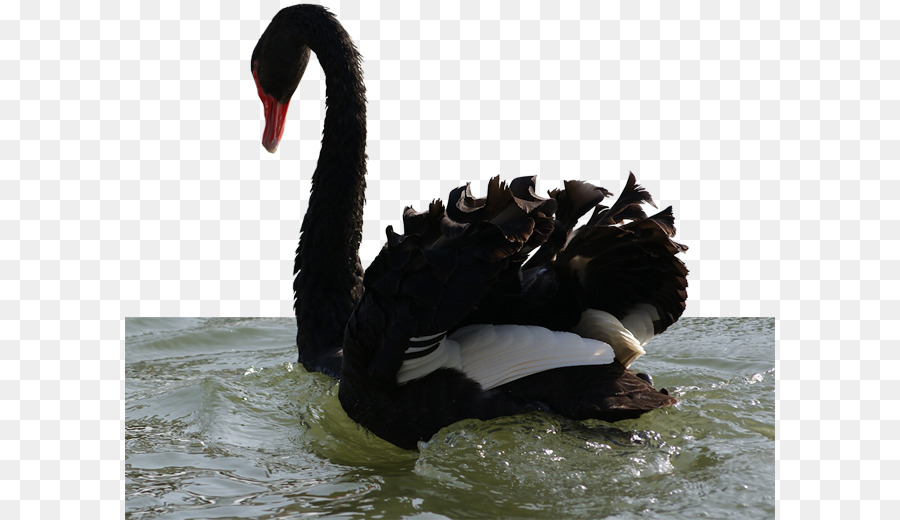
126, 317, 774, 519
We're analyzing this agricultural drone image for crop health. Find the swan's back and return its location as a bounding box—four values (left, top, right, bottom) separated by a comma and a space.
339, 175, 685, 449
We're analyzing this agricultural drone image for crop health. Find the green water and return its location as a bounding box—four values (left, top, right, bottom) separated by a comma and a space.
125, 317, 774, 519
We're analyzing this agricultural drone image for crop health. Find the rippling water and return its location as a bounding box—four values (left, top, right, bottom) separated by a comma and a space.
125, 317, 774, 519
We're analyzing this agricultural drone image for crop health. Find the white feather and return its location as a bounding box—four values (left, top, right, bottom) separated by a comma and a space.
619, 303, 659, 346
396, 324, 616, 389
571, 309, 645, 368
396, 339, 461, 385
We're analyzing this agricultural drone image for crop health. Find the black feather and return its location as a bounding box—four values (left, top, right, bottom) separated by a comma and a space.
254, 5, 688, 450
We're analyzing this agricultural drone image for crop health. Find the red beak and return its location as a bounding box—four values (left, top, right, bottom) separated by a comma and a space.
261, 97, 290, 153
254, 67, 289, 153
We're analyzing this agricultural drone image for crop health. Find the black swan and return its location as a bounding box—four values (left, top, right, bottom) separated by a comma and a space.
252, 4, 688, 450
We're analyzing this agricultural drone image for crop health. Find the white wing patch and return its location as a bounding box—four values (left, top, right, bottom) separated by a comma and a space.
396, 324, 615, 389
396, 333, 460, 385
619, 303, 660, 346
571, 307, 662, 368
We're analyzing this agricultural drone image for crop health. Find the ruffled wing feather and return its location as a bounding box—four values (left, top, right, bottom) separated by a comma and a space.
339, 174, 686, 449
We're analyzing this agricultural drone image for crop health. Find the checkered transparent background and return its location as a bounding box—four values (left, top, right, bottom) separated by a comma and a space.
3, 0, 898, 517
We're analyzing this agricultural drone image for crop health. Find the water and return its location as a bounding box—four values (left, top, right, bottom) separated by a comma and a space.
125, 317, 774, 519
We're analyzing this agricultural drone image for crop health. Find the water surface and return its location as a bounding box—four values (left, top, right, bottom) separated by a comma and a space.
125, 317, 775, 519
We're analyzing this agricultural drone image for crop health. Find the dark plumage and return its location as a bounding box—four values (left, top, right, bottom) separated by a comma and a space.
252, 4, 688, 450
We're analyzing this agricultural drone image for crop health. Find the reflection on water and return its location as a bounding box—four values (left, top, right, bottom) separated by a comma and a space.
125, 317, 775, 519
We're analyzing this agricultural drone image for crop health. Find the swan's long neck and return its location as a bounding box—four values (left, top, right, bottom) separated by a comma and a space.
288, 7, 367, 375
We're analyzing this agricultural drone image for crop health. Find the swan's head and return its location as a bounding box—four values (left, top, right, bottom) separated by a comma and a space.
251, 26, 311, 153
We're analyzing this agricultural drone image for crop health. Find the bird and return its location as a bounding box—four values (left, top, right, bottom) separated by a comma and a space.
252, 4, 688, 450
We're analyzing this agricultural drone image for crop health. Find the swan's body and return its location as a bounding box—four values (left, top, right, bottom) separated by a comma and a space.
253, 4, 688, 450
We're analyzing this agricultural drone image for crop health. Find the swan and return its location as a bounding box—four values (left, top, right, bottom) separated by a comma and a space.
252, 4, 688, 450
